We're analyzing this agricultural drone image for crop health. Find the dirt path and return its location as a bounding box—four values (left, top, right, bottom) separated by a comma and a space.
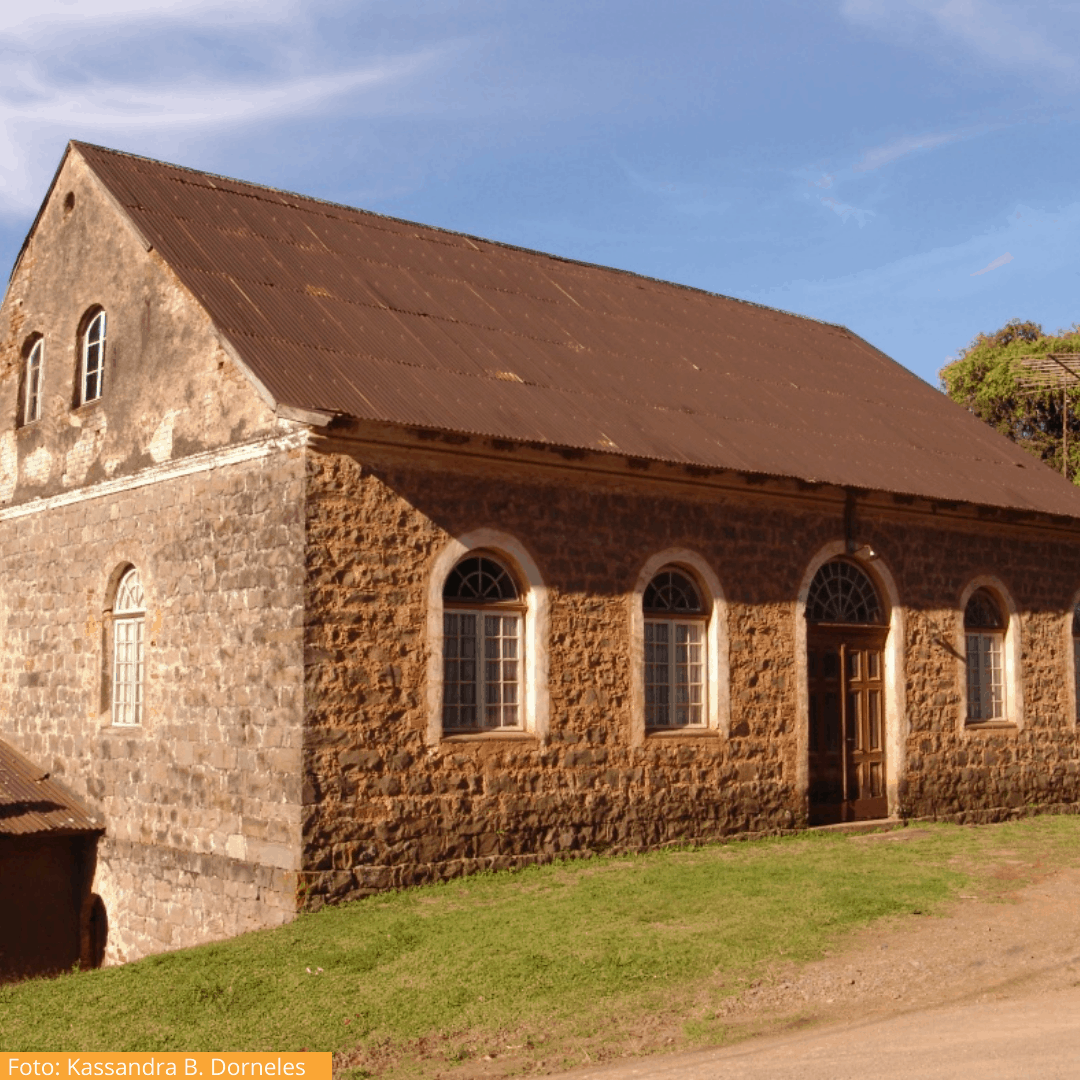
544, 830, 1080, 1079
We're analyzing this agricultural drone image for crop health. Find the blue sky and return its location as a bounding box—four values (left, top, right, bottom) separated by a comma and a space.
0, 0, 1077, 385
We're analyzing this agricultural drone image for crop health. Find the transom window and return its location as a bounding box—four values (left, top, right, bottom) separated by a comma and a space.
442, 555, 522, 731
965, 588, 1004, 722
112, 567, 145, 727
806, 560, 883, 625
23, 337, 43, 424
644, 567, 706, 728
81, 309, 106, 404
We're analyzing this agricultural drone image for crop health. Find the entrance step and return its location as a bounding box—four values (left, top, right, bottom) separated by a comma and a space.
810, 816, 906, 836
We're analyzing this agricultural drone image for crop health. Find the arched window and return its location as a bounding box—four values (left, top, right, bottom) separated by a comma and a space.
112, 567, 145, 726
806, 559, 884, 624
643, 567, 706, 728
80, 309, 106, 405
965, 588, 1005, 722
22, 336, 43, 424
442, 554, 523, 731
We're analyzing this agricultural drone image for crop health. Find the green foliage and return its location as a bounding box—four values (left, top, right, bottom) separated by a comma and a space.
940, 318, 1080, 481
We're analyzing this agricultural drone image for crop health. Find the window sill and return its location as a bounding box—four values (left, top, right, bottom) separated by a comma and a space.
99, 722, 143, 733
645, 727, 719, 739
442, 730, 537, 743
964, 720, 1018, 734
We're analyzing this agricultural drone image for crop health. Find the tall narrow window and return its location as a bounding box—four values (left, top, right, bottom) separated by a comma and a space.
965, 589, 1005, 722
1073, 604, 1080, 722
442, 555, 523, 731
644, 568, 706, 728
23, 337, 43, 424
112, 568, 145, 726
81, 309, 106, 404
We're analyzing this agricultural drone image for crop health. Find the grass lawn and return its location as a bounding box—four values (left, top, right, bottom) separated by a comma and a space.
4, 814, 1080, 1076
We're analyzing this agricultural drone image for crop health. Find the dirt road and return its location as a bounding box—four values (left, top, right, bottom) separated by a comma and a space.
552, 832, 1080, 1079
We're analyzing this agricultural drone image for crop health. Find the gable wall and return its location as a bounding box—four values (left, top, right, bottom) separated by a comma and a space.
0, 149, 277, 510
299, 439, 1080, 903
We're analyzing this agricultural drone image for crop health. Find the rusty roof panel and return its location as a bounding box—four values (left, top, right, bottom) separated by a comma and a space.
0, 739, 102, 837
73, 141, 1080, 520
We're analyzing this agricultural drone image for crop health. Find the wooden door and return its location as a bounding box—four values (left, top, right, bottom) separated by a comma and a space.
808, 628, 888, 824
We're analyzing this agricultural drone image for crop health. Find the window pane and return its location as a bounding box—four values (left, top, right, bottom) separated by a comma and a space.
113, 615, 145, 726
967, 632, 1004, 721
443, 612, 478, 729
647, 619, 705, 727
444, 609, 520, 730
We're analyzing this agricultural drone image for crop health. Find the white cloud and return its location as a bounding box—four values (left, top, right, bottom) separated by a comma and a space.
971, 252, 1013, 276
840, 0, 1078, 85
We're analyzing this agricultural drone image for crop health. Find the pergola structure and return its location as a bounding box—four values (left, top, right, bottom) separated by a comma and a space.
1016, 353, 1080, 478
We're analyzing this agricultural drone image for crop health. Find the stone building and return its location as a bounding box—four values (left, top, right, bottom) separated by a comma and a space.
3, 141, 1080, 965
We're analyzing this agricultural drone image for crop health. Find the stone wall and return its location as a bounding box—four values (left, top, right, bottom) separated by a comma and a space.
299, 437, 1080, 905
0, 440, 307, 962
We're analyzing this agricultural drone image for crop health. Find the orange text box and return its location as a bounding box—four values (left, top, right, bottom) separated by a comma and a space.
3, 1055, 331, 1080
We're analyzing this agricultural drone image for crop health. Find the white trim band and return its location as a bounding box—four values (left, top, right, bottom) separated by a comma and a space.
0, 429, 307, 522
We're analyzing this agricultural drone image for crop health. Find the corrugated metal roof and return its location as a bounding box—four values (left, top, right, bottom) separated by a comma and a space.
73, 141, 1080, 519
0, 738, 102, 837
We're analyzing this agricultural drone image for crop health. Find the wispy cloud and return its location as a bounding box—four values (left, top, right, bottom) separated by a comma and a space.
840, 0, 1078, 86
0, 2, 456, 215
853, 130, 962, 172
820, 196, 874, 226
971, 252, 1013, 276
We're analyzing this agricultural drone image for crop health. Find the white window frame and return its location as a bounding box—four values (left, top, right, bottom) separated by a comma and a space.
959, 579, 1022, 729
966, 630, 1004, 721
81, 309, 106, 405
427, 530, 549, 745
443, 606, 523, 732
23, 338, 43, 424
630, 550, 728, 744
112, 567, 145, 727
644, 615, 706, 728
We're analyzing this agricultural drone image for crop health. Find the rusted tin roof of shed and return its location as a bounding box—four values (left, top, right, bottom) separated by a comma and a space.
72, 142, 1080, 519
0, 738, 102, 837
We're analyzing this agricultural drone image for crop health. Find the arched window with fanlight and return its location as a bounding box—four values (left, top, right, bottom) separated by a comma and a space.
442, 554, 523, 731
21, 336, 43, 425
112, 567, 145, 726
965, 588, 1005, 722
643, 567, 706, 728
79, 308, 106, 405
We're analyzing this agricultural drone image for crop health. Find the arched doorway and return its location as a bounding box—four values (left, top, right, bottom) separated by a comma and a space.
806, 559, 889, 825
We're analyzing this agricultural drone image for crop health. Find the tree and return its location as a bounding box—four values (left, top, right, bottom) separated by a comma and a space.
939, 319, 1080, 482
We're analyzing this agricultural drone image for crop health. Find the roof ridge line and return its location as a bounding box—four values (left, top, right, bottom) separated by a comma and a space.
72, 140, 860, 339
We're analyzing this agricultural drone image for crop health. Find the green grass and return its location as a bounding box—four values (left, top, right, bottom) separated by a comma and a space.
4, 814, 1080, 1073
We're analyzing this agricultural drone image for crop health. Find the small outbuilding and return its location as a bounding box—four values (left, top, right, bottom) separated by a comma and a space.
0, 738, 104, 981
